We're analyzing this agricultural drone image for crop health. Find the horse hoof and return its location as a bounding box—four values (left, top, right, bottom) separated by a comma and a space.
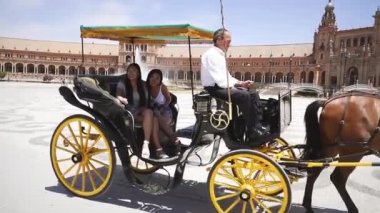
302, 206, 314, 213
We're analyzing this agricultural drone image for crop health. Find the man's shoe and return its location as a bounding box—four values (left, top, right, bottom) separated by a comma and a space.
248, 128, 274, 147
255, 125, 268, 132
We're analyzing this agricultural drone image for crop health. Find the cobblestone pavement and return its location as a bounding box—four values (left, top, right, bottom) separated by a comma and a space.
0, 82, 379, 213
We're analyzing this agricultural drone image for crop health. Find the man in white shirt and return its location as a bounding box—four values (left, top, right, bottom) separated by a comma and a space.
201, 28, 272, 147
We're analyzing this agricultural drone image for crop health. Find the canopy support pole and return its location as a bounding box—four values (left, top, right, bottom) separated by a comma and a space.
79, 36, 84, 76
220, 0, 232, 120
132, 38, 135, 63
188, 36, 195, 101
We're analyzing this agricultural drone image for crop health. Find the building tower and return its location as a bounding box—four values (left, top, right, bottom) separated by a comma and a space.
373, 7, 380, 57
313, 0, 338, 87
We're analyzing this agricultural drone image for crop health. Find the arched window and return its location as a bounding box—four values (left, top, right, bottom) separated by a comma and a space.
59, 66, 65, 75
168, 70, 175, 80
16, 63, 23, 73
264, 72, 271, 83
5, 63, 12, 72
99, 67, 106, 75
254, 72, 262, 83
235, 72, 242, 80
308, 71, 314, 84
48, 65, 55, 75
108, 68, 115, 75
244, 72, 251, 81
89, 67, 96, 75
27, 64, 34, 74
300, 71, 306, 83
68, 66, 76, 75
178, 70, 184, 80
37, 64, 45, 74
321, 71, 326, 86
276, 72, 283, 83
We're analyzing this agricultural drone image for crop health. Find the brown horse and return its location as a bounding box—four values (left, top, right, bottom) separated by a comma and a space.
302, 91, 380, 213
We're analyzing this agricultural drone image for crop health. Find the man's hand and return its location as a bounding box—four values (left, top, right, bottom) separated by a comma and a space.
236, 80, 253, 88
117, 96, 128, 106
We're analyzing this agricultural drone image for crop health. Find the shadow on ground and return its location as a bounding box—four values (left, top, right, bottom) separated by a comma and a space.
46, 165, 213, 212
46, 166, 349, 213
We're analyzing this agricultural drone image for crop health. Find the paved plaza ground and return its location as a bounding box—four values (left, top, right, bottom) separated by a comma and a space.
0, 81, 380, 212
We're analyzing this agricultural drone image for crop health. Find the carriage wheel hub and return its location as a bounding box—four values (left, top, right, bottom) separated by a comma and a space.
72, 153, 83, 163
240, 185, 255, 201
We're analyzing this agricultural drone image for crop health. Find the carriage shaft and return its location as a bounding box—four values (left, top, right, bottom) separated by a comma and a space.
281, 161, 380, 168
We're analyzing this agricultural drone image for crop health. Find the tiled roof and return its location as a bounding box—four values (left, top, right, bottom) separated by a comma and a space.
0, 37, 118, 56
0, 36, 313, 58
157, 43, 313, 58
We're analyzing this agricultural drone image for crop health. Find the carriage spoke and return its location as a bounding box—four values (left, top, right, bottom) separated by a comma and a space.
87, 148, 108, 157
59, 134, 79, 152
68, 124, 82, 150
224, 197, 241, 213
78, 121, 84, 148
90, 157, 109, 168
85, 164, 96, 190
231, 163, 246, 184
63, 162, 77, 176
83, 125, 91, 151
241, 201, 247, 213
253, 197, 272, 212
249, 199, 257, 213
57, 157, 73, 162
257, 193, 283, 203
70, 163, 81, 187
255, 181, 282, 190
81, 164, 86, 191
56, 145, 76, 154
215, 190, 241, 201
88, 161, 106, 181
214, 181, 240, 191
87, 134, 102, 151
219, 166, 242, 185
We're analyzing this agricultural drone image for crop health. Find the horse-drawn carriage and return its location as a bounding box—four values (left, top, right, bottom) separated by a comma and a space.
50, 24, 380, 213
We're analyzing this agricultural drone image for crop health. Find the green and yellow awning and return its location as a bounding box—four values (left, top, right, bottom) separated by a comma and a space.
80, 24, 213, 44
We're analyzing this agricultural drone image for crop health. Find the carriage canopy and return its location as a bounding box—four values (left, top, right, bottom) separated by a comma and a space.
80, 24, 213, 44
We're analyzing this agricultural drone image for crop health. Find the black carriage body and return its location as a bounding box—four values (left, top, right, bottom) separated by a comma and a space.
192, 90, 292, 150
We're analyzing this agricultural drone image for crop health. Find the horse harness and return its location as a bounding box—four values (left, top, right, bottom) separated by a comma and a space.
323, 91, 380, 158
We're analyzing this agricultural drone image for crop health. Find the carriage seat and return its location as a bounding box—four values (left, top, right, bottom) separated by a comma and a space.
74, 76, 179, 131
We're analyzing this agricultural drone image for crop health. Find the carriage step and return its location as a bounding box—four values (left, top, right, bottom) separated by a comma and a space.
284, 167, 308, 178
142, 155, 180, 166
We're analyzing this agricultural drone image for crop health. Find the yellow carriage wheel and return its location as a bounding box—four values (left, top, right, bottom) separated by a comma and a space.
50, 114, 115, 198
257, 137, 296, 161
128, 147, 159, 174
208, 150, 291, 213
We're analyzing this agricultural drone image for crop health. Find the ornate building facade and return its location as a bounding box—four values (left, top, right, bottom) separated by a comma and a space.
1, 0, 379, 91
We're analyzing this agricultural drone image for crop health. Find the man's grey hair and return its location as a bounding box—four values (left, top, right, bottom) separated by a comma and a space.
213, 28, 228, 45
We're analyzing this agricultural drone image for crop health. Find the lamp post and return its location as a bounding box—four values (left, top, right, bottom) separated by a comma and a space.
340, 47, 350, 87
288, 56, 293, 89
269, 54, 273, 83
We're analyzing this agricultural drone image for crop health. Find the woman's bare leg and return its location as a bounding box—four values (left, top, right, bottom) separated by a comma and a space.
151, 116, 162, 149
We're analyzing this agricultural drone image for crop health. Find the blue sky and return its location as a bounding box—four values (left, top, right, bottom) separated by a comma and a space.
0, 0, 379, 45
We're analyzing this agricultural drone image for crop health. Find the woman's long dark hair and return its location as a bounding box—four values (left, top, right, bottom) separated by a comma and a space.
146, 69, 163, 108
124, 63, 146, 107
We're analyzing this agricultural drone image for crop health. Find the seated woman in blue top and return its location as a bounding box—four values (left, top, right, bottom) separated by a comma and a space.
115, 63, 168, 159
146, 69, 181, 156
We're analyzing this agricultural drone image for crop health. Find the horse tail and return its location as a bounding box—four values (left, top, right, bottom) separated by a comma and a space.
303, 100, 325, 160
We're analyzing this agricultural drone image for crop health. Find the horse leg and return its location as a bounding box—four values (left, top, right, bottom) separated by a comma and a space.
302, 167, 323, 213
330, 167, 358, 213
